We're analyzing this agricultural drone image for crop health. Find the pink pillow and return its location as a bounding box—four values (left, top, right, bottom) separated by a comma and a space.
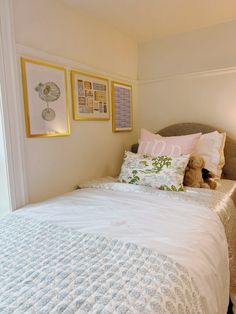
138, 128, 201, 156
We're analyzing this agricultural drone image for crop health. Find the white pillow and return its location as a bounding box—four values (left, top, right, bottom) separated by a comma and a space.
193, 131, 226, 177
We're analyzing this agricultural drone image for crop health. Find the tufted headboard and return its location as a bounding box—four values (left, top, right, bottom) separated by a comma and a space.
131, 123, 236, 180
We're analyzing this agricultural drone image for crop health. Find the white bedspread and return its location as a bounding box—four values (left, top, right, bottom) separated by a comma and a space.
16, 178, 236, 314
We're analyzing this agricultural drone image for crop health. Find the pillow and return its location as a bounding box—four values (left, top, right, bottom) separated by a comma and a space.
119, 151, 189, 191
219, 133, 226, 171
193, 131, 226, 177
138, 128, 201, 157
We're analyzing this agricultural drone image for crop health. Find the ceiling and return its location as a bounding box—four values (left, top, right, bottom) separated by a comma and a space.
62, 0, 236, 43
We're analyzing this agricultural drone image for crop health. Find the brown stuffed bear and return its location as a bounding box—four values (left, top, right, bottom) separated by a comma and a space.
184, 155, 216, 189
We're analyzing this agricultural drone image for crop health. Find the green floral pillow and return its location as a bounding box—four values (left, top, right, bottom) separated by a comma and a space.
119, 151, 189, 191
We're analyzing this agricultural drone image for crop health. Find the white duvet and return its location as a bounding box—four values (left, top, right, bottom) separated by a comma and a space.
16, 178, 236, 314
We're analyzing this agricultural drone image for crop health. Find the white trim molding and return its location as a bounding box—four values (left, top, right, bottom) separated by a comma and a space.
0, 0, 28, 209
139, 66, 236, 85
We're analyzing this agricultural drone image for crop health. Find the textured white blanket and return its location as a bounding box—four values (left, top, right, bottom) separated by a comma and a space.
0, 215, 203, 313
17, 178, 234, 313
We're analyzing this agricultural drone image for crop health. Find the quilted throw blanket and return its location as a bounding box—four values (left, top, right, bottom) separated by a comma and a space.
80, 177, 236, 309
0, 215, 203, 314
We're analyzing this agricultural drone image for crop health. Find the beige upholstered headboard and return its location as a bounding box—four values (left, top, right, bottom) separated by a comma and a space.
131, 123, 236, 180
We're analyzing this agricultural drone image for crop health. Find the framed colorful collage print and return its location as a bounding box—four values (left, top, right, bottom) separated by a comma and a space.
71, 70, 110, 121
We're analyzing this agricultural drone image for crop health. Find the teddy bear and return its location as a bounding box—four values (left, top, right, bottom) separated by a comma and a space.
184, 155, 217, 189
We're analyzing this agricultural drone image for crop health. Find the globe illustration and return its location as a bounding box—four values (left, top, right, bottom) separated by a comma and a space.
35, 81, 61, 121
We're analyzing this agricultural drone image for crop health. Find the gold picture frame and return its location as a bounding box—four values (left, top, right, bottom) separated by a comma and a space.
71, 70, 110, 121
21, 57, 70, 138
111, 81, 133, 132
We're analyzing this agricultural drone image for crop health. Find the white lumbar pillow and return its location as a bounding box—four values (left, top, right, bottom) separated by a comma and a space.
193, 131, 226, 177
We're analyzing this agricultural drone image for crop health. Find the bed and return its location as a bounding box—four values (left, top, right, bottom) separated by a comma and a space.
0, 123, 236, 314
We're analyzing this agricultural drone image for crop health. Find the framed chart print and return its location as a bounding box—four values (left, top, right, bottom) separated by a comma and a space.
111, 81, 133, 132
21, 57, 70, 137
71, 70, 110, 120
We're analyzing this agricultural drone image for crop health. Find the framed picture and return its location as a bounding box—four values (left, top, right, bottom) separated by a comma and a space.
21, 57, 70, 137
111, 81, 133, 132
71, 70, 110, 120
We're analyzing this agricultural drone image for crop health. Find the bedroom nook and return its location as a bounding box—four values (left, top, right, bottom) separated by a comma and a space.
0, 0, 236, 313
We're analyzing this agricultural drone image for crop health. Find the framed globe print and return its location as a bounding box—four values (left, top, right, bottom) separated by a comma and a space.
21, 57, 70, 137
111, 81, 133, 132
71, 70, 110, 120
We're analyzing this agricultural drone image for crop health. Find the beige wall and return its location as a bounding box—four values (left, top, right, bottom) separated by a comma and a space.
138, 21, 236, 138
14, 0, 138, 79
13, 0, 139, 203
139, 20, 236, 79
14, 0, 236, 203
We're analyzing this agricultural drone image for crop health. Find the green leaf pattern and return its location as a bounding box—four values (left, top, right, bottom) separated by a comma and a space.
141, 156, 172, 174
159, 185, 185, 192
119, 151, 189, 192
